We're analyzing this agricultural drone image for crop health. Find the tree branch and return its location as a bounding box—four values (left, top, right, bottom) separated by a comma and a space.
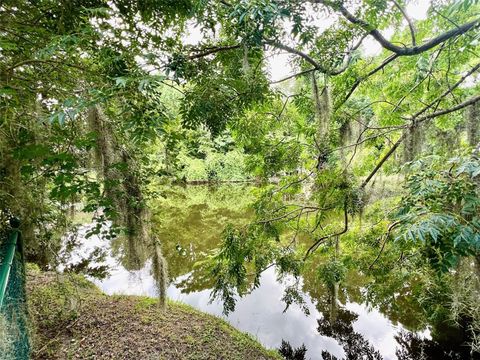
304, 201, 348, 260
391, 0, 416, 46
270, 68, 316, 84
5, 59, 86, 72
266, 41, 323, 69
335, 54, 399, 110
267, 35, 365, 77
416, 94, 480, 124
358, 60, 480, 188
335, 3, 479, 56
410, 62, 480, 119
368, 219, 403, 269
187, 44, 241, 60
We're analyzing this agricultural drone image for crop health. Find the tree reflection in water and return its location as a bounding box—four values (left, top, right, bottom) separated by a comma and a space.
92, 185, 478, 360
395, 327, 478, 360
317, 290, 382, 360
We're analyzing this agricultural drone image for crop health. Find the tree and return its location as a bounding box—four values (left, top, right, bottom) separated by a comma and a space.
0, 0, 196, 306
1, 2, 480, 349
186, 0, 479, 308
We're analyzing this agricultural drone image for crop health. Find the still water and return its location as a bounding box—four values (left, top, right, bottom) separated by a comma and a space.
69, 185, 467, 360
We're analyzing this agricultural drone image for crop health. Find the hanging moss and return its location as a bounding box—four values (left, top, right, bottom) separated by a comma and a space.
242, 45, 250, 74
403, 126, 423, 163
120, 150, 149, 271
450, 259, 480, 353
87, 105, 168, 306
152, 237, 168, 309
0, 97, 67, 269
311, 74, 332, 170
339, 120, 352, 163
467, 102, 479, 148
311, 73, 331, 140
87, 106, 115, 181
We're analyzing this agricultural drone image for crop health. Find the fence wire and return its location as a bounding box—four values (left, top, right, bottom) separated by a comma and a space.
0, 227, 30, 360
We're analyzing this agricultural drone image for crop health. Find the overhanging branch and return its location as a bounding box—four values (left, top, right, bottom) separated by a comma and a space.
333, 2, 479, 56
187, 44, 241, 60
360, 61, 480, 190
303, 201, 348, 260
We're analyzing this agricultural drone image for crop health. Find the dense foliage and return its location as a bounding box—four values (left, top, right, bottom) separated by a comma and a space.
1, 0, 480, 356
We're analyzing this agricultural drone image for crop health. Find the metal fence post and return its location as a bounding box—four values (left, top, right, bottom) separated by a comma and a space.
0, 219, 20, 308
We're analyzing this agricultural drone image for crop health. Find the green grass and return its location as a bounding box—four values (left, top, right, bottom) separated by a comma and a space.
27, 270, 282, 360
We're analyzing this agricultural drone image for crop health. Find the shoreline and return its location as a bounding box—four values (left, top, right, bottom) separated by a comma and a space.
26, 269, 281, 360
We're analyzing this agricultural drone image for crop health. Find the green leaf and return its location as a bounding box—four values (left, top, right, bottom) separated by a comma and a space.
115, 77, 128, 87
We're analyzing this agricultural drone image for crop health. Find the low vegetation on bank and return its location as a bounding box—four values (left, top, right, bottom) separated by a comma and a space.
26, 267, 280, 360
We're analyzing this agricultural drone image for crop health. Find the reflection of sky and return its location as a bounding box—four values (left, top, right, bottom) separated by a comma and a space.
346, 303, 401, 360
66, 224, 416, 360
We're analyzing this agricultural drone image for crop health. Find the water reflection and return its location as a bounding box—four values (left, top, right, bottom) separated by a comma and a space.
90, 259, 405, 360
71, 185, 463, 360
318, 303, 382, 360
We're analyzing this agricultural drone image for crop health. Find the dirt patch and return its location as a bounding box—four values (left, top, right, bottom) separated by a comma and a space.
27, 271, 280, 360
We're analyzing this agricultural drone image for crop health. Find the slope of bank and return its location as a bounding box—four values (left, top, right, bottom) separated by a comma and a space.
26, 268, 281, 360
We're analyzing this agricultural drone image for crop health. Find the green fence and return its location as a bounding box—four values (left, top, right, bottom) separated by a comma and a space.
0, 219, 30, 359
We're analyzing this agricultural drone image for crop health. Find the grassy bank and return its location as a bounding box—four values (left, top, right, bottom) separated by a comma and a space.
26, 268, 281, 360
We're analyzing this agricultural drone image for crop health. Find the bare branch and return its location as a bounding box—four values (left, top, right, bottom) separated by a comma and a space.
270, 35, 366, 84
410, 62, 480, 119
334, 3, 479, 56
270, 68, 316, 84
416, 94, 480, 124
391, 0, 416, 46
304, 202, 348, 260
257, 206, 320, 224
187, 44, 241, 60
368, 219, 403, 269
267, 35, 366, 77
360, 133, 406, 189
335, 54, 399, 110
5, 59, 86, 72
265, 41, 323, 69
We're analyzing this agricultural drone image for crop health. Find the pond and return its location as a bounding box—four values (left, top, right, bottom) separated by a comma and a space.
69, 184, 472, 360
